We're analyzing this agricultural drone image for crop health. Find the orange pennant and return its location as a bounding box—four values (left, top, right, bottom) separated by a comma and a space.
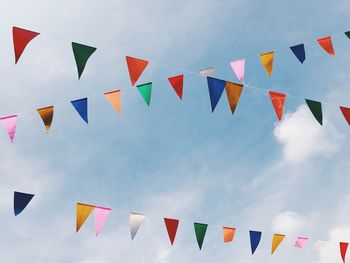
104, 90, 121, 114
37, 106, 54, 132
168, 75, 184, 100
126, 56, 149, 86
260, 51, 274, 76
225, 81, 243, 115
76, 203, 94, 233
223, 227, 236, 243
317, 36, 335, 56
269, 91, 286, 121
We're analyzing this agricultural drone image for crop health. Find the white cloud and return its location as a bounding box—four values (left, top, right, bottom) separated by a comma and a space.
272, 211, 307, 235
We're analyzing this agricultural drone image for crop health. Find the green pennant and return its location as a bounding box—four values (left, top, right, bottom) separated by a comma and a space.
345, 31, 350, 39
136, 82, 152, 106
194, 222, 208, 250
305, 99, 323, 125
72, 42, 96, 79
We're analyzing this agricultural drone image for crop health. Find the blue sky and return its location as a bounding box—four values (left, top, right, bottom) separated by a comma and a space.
0, 0, 350, 262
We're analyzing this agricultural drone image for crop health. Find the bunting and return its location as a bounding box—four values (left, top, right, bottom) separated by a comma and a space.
71, 98, 88, 123
76, 203, 94, 233
71, 42, 97, 79
340, 242, 349, 263
130, 212, 145, 240
271, 234, 285, 254
340, 106, 350, 125
345, 31, 350, 39
250, 231, 262, 255
194, 223, 208, 250
164, 218, 179, 245
136, 82, 152, 106
313, 240, 329, 250
295, 237, 309, 248
317, 36, 335, 56
207, 77, 226, 112
14, 191, 34, 216
168, 75, 184, 100
126, 56, 149, 86
0, 115, 17, 142
37, 106, 54, 132
225, 81, 243, 115
269, 91, 286, 121
305, 99, 323, 125
199, 67, 214, 77
290, 44, 306, 64
230, 59, 245, 83
104, 90, 121, 114
12, 26, 40, 64
223, 227, 236, 243
260, 51, 274, 76
94, 206, 111, 236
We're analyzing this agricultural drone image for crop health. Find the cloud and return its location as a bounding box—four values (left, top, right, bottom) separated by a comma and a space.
272, 211, 307, 235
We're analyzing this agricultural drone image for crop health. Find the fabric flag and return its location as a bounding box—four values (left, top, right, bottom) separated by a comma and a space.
164, 218, 180, 245
71, 98, 88, 123
136, 82, 152, 106
340, 106, 350, 126
13, 26, 40, 64
317, 36, 335, 56
14, 191, 34, 216
271, 234, 285, 254
230, 59, 245, 83
223, 226, 236, 243
126, 56, 149, 86
305, 99, 323, 125
194, 222, 208, 250
94, 206, 111, 236
130, 212, 146, 240
71, 42, 97, 79
250, 231, 262, 255
345, 31, 350, 39
340, 242, 349, 263
207, 77, 226, 113
104, 90, 121, 114
269, 91, 286, 121
76, 203, 94, 232
260, 51, 274, 76
168, 75, 184, 100
313, 240, 329, 250
225, 81, 243, 115
295, 237, 309, 248
290, 44, 306, 64
37, 106, 54, 132
199, 67, 214, 77
0, 115, 17, 142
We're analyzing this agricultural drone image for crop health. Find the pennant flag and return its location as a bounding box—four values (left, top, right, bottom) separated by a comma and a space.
168, 75, 184, 100
126, 56, 149, 86
290, 44, 306, 64
37, 106, 54, 132
76, 203, 94, 232
207, 77, 226, 112
71, 42, 97, 79
194, 222, 208, 250
345, 31, 350, 39
260, 51, 274, 76
269, 91, 286, 121
0, 115, 17, 142
223, 226, 236, 243
313, 240, 329, 250
295, 236, 309, 248
130, 212, 145, 240
71, 98, 88, 123
225, 81, 243, 115
250, 231, 262, 255
104, 90, 121, 114
230, 59, 245, 83
164, 218, 179, 245
13, 26, 40, 64
14, 191, 34, 216
340, 242, 349, 263
271, 234, 285, 254
305, 99, 323, 125
340, 106, 350, 125
136, 82, 152, 106
94, 206, 111, 236
199, 67, 214, 77
317, 36, 335, 56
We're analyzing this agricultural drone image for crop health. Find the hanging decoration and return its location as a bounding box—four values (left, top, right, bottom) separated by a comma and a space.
0, 115, 17, 142
12, 26, 40, 64
271, 234, 285, 254
130, 212, 146, 240
13, 191, 34, 216
104, 90, 121, 114
71, 98, 88, 123
207, 77, 226, 112
94, 206, 112, 236
126, 56, 149, 86
230, 59, 245, 83
260, 51, 274, 76
317, 36, 335, 56
76, 203, 94, 233
194, 222, 208, 250
305, 99, 323, 125
290, 44, 306, 64
168, 75, 184, 100
340, 242, 349, 263
225, 81, 243, 115
269, 91, 286, 121
71, 42, 97, 79
136, 82, 152, 106
164, 218, 180, 245
250, 230, 262, 255
199, 67, 215, 77
223, 226, 236, 243
295, 237, 309, 248
37, 106, 54, 132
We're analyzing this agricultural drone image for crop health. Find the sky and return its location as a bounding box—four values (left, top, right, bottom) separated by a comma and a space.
0, 0, 350, 262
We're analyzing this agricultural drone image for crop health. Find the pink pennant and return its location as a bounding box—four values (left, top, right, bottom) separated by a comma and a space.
230, 59, 245, 84
94, 206, 111, 236
0, 115, 17, 142
295, 237, 309, 248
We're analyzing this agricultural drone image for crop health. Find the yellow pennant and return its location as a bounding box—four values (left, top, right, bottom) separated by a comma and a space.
76, 203, 94, 232
271, 234, 285, 254
37, 106, 54, 132
225, 81, 243, 115
104, 90, 121, 114
260, 51, 274, 76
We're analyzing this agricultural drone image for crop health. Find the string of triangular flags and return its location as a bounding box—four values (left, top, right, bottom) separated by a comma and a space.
8, 190, 348, 262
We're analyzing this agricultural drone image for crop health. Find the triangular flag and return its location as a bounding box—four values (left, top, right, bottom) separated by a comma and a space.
340, 242, 349, 263
230, 59, 245, 83
14, 191, 34, 216
250, 230, 262, 255
271, 234, 285, 254
13, 26, 40, 64
313, 240, 329, 250
225, 81, 243, 115
207, 77, 226, 113
199, 67, 214, 77
71, 98, 88, 123
305, 99, 323, 125
76, 203, 94, 232
164, 218, 179, 245
130, 212, 145, 240
345, 31, 350, 39
269, 91, 286, 121
136, 82, 152, 106
0, 115, 17, 142
104, 90, 121, 114
340, 106, 350, 125
317, 36, 335, 56
290, 44, 306, 64
223, 226, 236, 243
295, 236, 309, 248
168, 75, 184, 100
260, 51, 274, 76
126, 56, 149, 86
71, 42, 97, 79
194, 222, 208, 250
94, 206, 111, 236
37, 106, 54, 132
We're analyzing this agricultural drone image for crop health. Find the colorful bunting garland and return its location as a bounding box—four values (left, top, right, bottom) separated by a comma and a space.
130, 212, 145, 240
71, 98, 88, 123
12, 27, 40, 64
126, 56, 149, 86
295, 236, 309, 248
223, 226, 236, 243
37, 106, 54, 132
14, 191, 34, 216
194, 222, 208, 250
271, 234, 285, 254
290, 44, 306, 64
260, 51, 274, 76
250, 230, 262, 255
164, 218, 180, 245
71, 42, 97, 79
317, 36, 335, 56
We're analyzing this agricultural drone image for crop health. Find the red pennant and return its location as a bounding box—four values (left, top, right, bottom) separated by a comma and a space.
340, 242, 349, 263
269, 91, 286, 121
317, 36, 335, 56
168, 75, 184, 100
164, 218, 179, 245
126, 56, 149, 86
13, 27, 40, 64
340, 106, 350, 125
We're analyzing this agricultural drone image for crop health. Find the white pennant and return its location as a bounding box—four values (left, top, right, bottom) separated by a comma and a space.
130, 212, 145, 240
